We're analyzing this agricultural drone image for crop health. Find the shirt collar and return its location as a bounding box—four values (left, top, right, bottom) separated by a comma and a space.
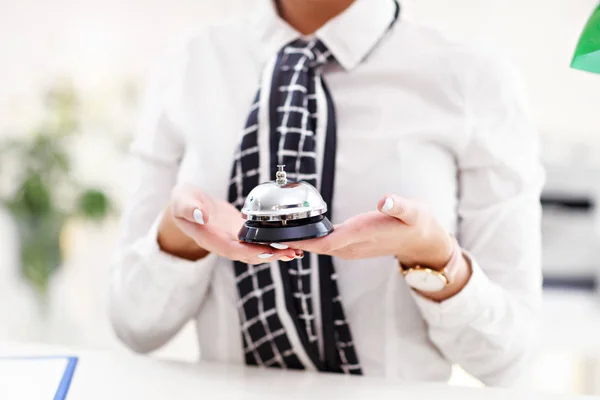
252, 0, 399, 71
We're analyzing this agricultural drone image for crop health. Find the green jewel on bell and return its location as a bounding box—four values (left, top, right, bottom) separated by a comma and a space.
571, 3, 600, 74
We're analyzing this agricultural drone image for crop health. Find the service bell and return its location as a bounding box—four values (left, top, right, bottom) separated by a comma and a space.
238, 165, 334, 244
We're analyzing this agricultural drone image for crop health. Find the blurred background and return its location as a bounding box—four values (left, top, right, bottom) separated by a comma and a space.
1, 0, 600, 396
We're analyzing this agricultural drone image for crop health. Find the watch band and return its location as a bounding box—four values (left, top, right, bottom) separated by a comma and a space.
438, 235, 463, 284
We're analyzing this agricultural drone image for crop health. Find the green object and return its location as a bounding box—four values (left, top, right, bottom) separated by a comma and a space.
0, 81, 116, 294
76, 189, 111, 221
571, 4, 600, 74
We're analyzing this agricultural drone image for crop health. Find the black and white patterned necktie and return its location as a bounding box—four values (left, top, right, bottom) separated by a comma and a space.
228, 38, 361, 374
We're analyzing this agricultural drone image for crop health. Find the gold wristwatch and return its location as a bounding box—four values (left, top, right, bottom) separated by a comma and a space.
400, 236, 462, 292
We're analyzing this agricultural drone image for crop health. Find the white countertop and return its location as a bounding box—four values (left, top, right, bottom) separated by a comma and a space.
0, 341, 594, 400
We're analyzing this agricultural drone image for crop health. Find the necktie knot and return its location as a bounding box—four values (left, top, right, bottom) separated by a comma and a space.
280, 38, 333, 71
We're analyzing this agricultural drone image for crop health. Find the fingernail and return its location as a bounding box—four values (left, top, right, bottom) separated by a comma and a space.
193, 208, 205, 224
280, 256, 294, 262
258, 253, 274, 259
294, 250, 304, 259
270, 243, 289, 250
382, 197, 394, 213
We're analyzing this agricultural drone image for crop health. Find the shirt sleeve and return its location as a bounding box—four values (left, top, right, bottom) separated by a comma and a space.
409, 47, 545, 386
109, 36, 217, 354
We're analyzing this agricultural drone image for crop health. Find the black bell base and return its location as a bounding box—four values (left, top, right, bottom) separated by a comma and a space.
238, 216, 334, 244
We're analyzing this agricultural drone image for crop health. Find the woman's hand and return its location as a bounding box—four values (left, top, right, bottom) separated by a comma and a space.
287, 195, 453, 269
158, 183, 298, 264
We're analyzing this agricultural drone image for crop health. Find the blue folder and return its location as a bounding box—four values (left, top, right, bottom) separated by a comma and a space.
53, 356, 78, 400
0, 356, 78, 400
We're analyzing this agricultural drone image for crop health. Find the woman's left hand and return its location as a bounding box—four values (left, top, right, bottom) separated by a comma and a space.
287, 195, 454, 269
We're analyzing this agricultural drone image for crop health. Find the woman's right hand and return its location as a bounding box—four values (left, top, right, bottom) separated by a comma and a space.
157, 183, 298, 264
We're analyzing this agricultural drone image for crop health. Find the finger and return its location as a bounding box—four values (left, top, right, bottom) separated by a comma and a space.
180, 221, 297, 263
228, 241, 297, 263
286, 232, 341, 254
171, 187, 210, 225
285, 238, 323, 253
378, 195, 419, 225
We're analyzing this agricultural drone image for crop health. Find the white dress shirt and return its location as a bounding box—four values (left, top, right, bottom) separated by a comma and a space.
109, 0, 545, 386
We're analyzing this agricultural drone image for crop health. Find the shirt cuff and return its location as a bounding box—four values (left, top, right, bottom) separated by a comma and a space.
409, 251, 495, 328
132, 212, 218, 286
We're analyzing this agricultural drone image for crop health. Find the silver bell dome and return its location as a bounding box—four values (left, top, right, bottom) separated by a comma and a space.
241, 165, 327, 222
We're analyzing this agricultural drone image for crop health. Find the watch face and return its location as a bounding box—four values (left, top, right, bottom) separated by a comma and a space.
404, 269, 447, 292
